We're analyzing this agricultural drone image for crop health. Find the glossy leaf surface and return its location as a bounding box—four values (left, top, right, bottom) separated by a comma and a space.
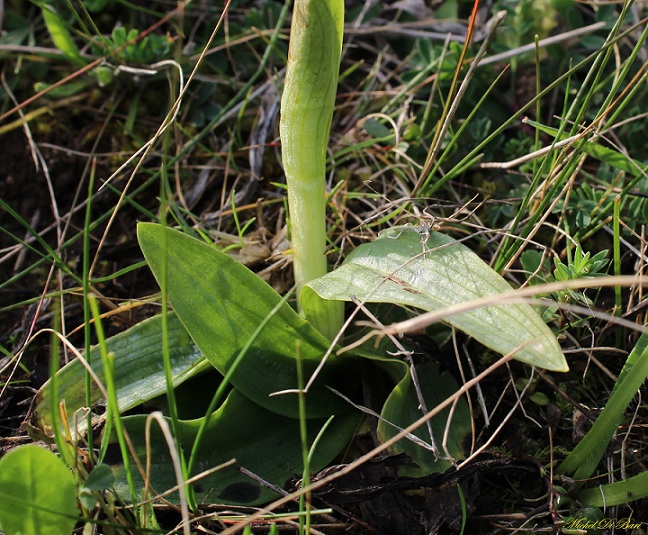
111, 389, 359, 506
36, 313, 209, 435
304, 229, 567, 371
137, 223, 357, 418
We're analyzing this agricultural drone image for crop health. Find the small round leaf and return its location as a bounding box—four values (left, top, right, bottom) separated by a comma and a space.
0, 445, 78, 535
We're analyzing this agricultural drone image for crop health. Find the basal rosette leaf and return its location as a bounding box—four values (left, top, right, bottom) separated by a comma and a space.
355, 347, 471, 475
378, 361, 471, 473
36, 313, 209, 437
137, 223, 357, 418
110, 389, 360, 506
304, 229, 567, 372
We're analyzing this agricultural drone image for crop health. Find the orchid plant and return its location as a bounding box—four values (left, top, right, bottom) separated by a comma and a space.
28, 0, 592, 528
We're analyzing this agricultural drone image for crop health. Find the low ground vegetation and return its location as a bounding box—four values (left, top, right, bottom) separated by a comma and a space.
1, 1, 648, 534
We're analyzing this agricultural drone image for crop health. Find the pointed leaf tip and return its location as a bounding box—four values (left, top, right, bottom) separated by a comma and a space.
306, 230, 568, 372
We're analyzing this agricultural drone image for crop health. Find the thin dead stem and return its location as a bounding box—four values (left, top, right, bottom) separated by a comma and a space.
144, 412, 191, 535
376, 275, 648, 338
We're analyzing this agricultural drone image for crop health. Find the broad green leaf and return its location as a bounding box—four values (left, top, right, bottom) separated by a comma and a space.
378, 362, 470, 474
526, 119, 648, 178
83, 464, 115, 491
110, 389, 360, 506
304, 229, 567, 371
357, 344, 471, 475
36, 313, 209, 436
558, 333, 648, 479
0, 445, 78, 535
137, 223, 357, 418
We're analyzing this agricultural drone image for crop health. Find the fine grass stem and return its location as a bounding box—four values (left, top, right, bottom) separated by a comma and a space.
613, 196, 622, 321
296, 340, 311, 535
492, 8, 645, 271
159, 115, 193, 509
143, 412, 191, 535
532, 35, 541, 178
87, 295, 139, 520
82, 160, 96, 464
413, 0, 489, 197
457, 483, 467, 535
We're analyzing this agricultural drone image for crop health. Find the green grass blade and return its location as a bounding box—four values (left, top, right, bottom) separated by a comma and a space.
88, 295, 139, 511
524, 119, 648, 178
40, 4, 85, 66
557, 333, 648, 479
577, 470, 648, 507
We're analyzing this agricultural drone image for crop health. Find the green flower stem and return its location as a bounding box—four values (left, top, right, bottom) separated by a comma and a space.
280, 0, 344, 338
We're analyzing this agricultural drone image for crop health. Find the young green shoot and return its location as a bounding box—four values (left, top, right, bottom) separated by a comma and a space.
280, 0, 344, 339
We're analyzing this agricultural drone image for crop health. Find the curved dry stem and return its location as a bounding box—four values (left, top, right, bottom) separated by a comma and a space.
144, 412, 190, 535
